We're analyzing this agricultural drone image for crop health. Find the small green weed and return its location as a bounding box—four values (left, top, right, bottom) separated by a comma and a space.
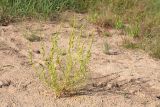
115, 18, 125, 29
24, 31, 41, 42
103, 41, 110, 54
103, 32, 110, 37
26, 34, 41, 42
29, 28, 93, 97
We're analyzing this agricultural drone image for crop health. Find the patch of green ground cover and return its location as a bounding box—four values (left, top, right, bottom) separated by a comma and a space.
89, 0, 160, 58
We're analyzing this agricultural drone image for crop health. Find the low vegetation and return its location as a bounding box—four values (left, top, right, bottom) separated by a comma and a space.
122, 39, 140, 49
89, 0, 160, 58
29, 27, 93, 97
103, 41, 110, 55
0, 0, 96, 22
0, 0, 159, 97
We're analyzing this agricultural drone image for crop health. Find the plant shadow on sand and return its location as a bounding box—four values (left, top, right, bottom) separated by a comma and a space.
62, 71, 158, 99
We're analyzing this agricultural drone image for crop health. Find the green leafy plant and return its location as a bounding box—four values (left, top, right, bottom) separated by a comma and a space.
29, 28, 93, 97
115, 18, 124, 29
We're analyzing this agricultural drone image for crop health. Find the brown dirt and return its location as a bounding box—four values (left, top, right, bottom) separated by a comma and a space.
0, 12, 160, 107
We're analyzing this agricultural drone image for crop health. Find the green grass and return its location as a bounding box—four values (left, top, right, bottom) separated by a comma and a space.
29, 27, 93, 97
143, 36, 160, 59
123, 39, 140, 49
0, 0, 97, 22
115, 18, 125, 29
88, 0, 160, 58
103, 41, 110, 55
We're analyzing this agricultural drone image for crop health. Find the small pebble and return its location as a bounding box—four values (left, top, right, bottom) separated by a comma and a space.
107, 83, 112, 89
108, 49, 119, 55
157, 96, 160, 99
34, 50, 41, 54
0, 80, 11, 88
0, 81, 3, 88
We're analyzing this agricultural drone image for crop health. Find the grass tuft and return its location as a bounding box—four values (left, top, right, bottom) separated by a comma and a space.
29, 27, 93, 97
103, 41, 110, 54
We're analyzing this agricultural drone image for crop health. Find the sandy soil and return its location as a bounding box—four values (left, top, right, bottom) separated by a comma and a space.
0, 12, 160, 107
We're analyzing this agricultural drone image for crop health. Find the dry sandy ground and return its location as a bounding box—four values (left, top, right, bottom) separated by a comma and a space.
0, 12, 160, 107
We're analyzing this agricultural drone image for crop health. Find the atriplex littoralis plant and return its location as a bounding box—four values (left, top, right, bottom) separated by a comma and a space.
29, 28, 93, 97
